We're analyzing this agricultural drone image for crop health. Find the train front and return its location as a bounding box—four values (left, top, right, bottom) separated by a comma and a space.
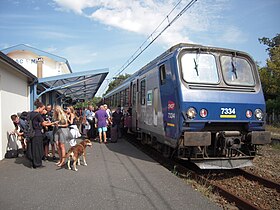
177, 46, 271, 169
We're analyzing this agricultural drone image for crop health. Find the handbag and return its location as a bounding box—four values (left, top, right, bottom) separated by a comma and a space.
61, 128, 73, 142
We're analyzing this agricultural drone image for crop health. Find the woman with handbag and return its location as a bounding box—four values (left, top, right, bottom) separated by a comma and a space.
53, 105, 69, 167
66, 106, 81, 146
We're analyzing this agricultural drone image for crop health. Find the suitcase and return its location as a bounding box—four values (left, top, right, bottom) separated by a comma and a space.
110, 125, 118, 143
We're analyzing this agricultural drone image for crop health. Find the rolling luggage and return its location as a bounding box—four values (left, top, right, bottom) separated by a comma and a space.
110, 125, 118, 143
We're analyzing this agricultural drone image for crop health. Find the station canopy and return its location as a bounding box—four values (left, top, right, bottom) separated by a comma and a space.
37, 68, 108, 101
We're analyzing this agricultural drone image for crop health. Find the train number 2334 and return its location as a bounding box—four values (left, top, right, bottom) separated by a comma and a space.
221, 108, 236, 115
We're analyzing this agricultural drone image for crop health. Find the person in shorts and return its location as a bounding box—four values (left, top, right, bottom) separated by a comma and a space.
95, 105, 111, 143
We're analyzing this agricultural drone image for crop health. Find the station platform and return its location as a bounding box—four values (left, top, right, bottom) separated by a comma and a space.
0, 138, 221, 210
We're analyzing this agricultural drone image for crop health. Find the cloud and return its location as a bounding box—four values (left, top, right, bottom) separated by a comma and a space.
220, 26, 247, 44
37, 31, 77, 40
53, 0, 99, 14
58, 45, 98, 67
53, 0, 229, 46
43, 46, 58, 53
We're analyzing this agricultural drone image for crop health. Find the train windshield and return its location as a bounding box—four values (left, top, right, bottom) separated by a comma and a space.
181, 53, 219, 84
220, 56, 255, 86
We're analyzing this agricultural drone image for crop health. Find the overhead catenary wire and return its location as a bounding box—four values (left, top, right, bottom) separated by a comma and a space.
99, 0, 197, 95
114, 0, 197, 77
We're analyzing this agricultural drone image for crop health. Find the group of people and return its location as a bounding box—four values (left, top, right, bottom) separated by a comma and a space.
9, 100, 125, 169
10, 99, 81, 169
82, 104, 124, 143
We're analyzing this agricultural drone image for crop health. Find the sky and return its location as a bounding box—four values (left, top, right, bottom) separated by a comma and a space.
0, 0, 279, 96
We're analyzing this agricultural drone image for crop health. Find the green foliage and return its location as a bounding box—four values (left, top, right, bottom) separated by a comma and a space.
74, 97, 102, 109
105, 74, 131, 95
266, 97, 280, 114
259, 34, 280, 123
259, 33, 280, 51
271, 143, 280, 150
258, 34, 280, 97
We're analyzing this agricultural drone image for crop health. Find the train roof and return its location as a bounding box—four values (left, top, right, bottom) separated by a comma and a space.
104, 43, 252, 97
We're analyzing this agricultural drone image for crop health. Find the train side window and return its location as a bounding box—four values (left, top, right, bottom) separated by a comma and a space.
117, 92, 120, 106
113, 95, 116, 107
132, 84, 136, 105
140, 79, 146, 105
153, 88, 158, 114
120, 90, 124, 107
125, 88, 129, 106
114, 94, 118, 107
159, 65, 166, 85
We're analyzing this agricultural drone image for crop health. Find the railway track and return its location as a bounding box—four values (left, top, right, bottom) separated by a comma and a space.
124, 134, 280, 210
200, 168, 280, 209
234, 168, 280, 192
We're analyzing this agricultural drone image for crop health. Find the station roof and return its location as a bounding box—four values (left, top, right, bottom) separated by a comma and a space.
1, 44, 109, 101
37, 68, 109, 100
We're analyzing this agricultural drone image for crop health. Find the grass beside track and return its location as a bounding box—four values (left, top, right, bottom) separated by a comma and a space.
266, 125, 280, 137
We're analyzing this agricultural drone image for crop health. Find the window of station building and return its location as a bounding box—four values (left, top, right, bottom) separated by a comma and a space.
140, 79, 146, 105
159, 65, 166, 85
132, 84, 136, 105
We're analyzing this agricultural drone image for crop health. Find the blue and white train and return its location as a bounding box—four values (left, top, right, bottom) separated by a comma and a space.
104, 43, 271, 169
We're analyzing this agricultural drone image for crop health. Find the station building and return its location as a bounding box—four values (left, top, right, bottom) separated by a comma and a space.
0, 44, 108, 160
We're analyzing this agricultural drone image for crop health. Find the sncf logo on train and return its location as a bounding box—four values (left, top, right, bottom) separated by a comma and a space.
168, 101, 175, 110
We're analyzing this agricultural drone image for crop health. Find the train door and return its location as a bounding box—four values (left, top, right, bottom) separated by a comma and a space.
131, 79, 139, 132
159, 63, 178, 139
139, 78, 146, 128
153, 88, 159, 126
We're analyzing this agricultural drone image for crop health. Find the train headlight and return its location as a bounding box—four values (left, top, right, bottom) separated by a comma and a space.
246, 110, 252, 118
254, 109, 263, 120
200, 108, 208, 118
186, 107, 197, 119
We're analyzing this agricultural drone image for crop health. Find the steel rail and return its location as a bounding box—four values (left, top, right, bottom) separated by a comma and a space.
234, 168, 280, 192
124, 134, 265, 210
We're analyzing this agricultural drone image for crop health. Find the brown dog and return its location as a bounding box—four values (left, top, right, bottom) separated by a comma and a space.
65, 139, 92, 171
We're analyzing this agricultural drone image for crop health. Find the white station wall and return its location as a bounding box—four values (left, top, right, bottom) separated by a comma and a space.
7, 50, 70, 77
0, 60, 30, 160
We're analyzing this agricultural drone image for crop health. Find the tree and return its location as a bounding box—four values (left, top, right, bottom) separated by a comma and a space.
259, 34, 280, 52
259, 34, 280, 124
74, 97, 102, 109
258, 34, 280, 99
104, 74, 131, 95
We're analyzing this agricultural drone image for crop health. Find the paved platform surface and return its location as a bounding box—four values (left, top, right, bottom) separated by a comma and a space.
0, 138, 221, 210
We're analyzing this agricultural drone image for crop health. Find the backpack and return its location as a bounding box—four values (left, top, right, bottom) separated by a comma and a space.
19, 111, 28, 121
5, 134, 18, 158
25, 112, 39, 140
